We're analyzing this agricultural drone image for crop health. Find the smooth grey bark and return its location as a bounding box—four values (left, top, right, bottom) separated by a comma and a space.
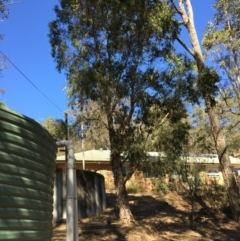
172, 0, 240, 221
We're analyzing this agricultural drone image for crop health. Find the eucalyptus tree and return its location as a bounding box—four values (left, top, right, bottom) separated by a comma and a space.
167, 0, 240, 221
43, 117, 67, 140
203, 0, 240, 153
49, 0, 192, 221
217, 98, 240, 155
203, 0, 240, 90
141, 53, 192, 158
72, 101, 110, 150
188, 106, 215, 154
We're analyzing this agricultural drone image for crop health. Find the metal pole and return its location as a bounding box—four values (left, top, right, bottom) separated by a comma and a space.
81, 123, 85, 170
65, 112, 68, 158
56, 140, 79, 241
65, 113, 69, 175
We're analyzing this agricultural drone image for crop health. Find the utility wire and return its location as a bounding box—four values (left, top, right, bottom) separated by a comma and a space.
0, 51, 64, 113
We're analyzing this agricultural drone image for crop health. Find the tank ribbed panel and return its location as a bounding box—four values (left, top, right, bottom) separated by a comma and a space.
0, 103, 57, 240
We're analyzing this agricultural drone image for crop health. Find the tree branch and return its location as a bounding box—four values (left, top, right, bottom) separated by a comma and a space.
176, 36, 195, 57
159, 112, 170, 126
170, 0, 181, 15
226, 120, 240, 132
185, 0, 194, 24
178, 0, 189, 25
124, 165, 137, 183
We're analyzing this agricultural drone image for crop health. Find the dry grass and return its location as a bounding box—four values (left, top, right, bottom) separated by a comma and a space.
52, 192, 240, 241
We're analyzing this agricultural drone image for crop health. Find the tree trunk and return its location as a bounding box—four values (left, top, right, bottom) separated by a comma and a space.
176, 0, 240, 221
205, 95, 240, 221
111, 151, 135, 222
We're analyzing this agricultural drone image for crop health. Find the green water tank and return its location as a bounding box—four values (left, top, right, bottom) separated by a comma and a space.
0, 103, 57, 241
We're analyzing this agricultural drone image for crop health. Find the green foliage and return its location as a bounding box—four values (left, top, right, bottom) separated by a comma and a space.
202, 0, 240, 153
200, 181, 228, 210
154, 120, 190, 160
179, 162, 204, 193
188, 97, 240, 155
49, 0, 192, 164
143, 158, 172, 178
148, 1, 179, 39
203, 3, 240, 105
139, 54, 193, 159
177, 162, 227, 211
126, 181, 145, 194
43, 117, 66, 140
203, 30, 230, 51
216, 97, 240, 154
188, 105, 216, 154
73, 101, 110, 150
204, 0, 240, 47
151, 178, 169, 196
157, 182, 170, 196
198, 67, 219, 99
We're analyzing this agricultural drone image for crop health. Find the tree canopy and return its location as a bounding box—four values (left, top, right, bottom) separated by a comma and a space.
49, 0, 193, 221
42, 117, 67, 140
168, 0, 240, 221
203, 0, 240, 155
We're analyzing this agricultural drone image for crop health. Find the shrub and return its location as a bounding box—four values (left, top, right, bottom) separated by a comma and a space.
150, 178, 170, 196
199, 181, 228, 210
126, 181, 145, 194
156, 182, 169, 196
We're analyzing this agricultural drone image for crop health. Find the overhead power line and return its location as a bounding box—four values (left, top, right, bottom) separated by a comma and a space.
0, 51, 64, 113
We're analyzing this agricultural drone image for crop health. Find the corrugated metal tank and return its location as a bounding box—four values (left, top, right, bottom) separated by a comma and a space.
0, 103, 57, 241
53, 169, 106, 222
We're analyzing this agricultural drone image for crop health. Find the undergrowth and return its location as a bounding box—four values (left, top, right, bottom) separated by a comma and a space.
126, 181, 145, 194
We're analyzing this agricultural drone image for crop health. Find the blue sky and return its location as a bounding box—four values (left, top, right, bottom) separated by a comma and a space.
0, 0, 215, 123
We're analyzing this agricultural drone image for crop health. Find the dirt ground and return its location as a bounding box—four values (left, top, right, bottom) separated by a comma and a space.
52, 192, 240, 241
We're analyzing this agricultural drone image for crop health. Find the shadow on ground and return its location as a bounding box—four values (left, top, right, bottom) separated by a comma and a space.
52, 192, 240, 241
